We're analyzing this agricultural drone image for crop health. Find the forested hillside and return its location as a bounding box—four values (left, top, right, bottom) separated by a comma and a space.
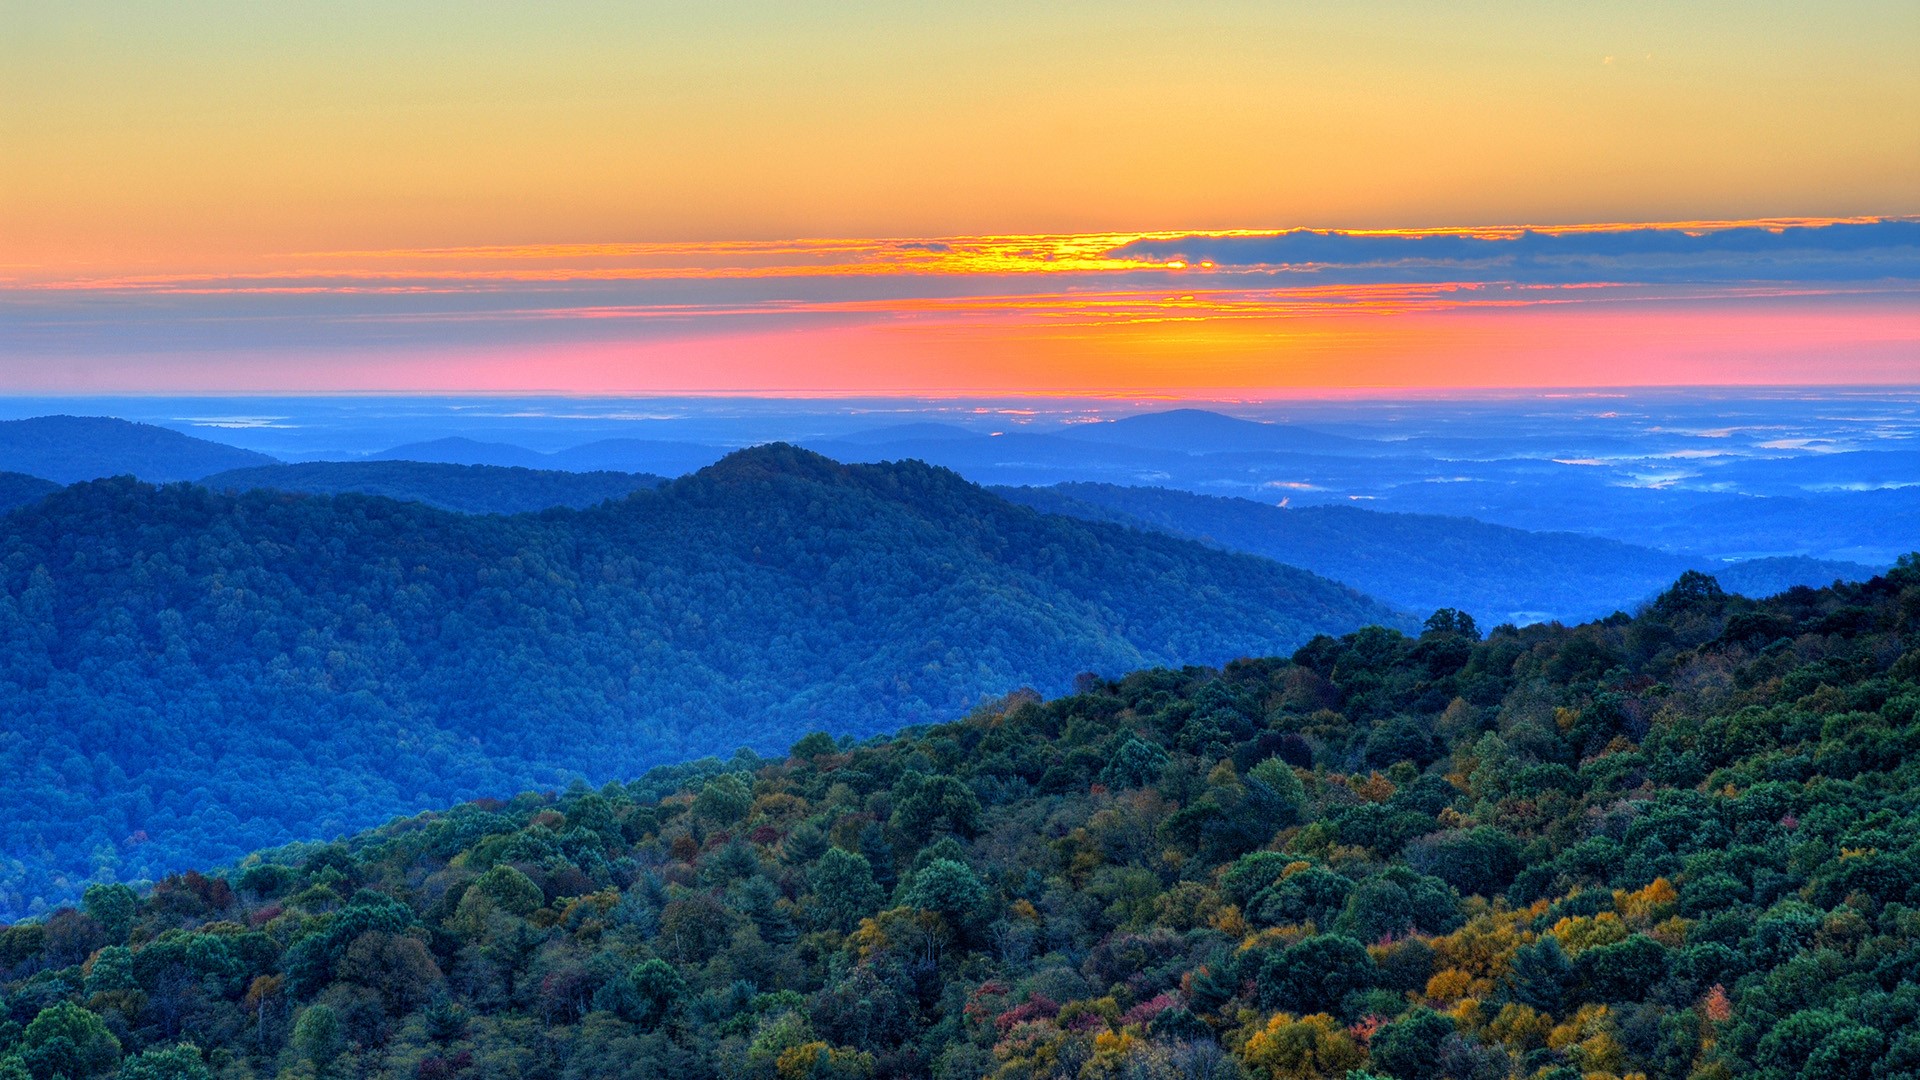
0, 418, 275, 484
0, 473, 58, 515
2, 561, 1916, 1079
0, 445, 1400, 915
202, 462, 666, 515
363, 438, 725, 477
999, 483, 1879, 625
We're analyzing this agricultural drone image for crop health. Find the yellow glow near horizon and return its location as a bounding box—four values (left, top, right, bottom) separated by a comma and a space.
4, 4, 1915, 393
4, 2, 1917, 280
9, 217, 1903, 291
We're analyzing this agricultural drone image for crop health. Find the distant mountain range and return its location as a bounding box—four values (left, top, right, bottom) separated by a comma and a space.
0, 413, 1894, 622
1057, 407, 1371, 454
0, 415, 275, 483
0, 445, 1402, 911
364, 435, 552, 468
205, 460, 667, 515
370, 435, 729, 476
796, 410, 1920, 566
0, 416, 728, 488
997, 482, 1883, 625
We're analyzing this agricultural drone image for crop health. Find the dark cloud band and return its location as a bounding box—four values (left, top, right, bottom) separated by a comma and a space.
1106, 220, 1920, 283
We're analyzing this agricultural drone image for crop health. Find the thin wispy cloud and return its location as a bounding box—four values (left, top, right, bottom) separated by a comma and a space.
2, 219, 1916, 392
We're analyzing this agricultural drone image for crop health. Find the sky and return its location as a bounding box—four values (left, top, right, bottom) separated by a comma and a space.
2, 1, 1917, 393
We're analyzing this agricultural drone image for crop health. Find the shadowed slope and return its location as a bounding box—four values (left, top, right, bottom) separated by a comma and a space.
0, 445, 1403, 913
0, 416, 276, 483
204, 460, 666, 514
1001, 481, 1881, 624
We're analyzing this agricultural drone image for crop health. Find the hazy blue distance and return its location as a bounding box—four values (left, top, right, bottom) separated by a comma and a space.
2, 389, 1914, 569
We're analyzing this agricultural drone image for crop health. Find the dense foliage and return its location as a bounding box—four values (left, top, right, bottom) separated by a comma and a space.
0, 474, 57, 516
202, 462, 667, 516
999, 483, 1878, 626
4, 560, 1918, 1079
0, 445, 1399, 915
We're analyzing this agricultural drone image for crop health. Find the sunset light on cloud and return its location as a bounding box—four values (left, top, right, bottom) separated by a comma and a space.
6, 221, 1916, 393
3, 1, 1917, 393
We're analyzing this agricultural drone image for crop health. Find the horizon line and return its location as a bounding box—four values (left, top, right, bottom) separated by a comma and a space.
3, 384, 1919, 402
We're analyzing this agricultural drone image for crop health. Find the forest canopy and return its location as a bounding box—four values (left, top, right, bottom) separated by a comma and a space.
201, 461, 667, 516
997, 482, 1879, 626
2, 557, 1917, 1079
0, 446, 1400, 915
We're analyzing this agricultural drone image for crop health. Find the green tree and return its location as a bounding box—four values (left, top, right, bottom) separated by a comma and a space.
473, 864, 544, 916
597, 958, 686, 1030
1422, 608, 1478, 638
790, 732, 838, 760
1220, 851, 1299, 909
1363, 715, 1443, 769
1252, 934, 1377, 1015
1335, 866, 1460, 940
115, 1043, 210, 1080
693, 774, 753, 827
888, 775, 982, 843
1099, 738, 1168, 790
291, 1005, 345, 1068
280, 891, 418, 997
1652, 570, 1727, 618
1574, 934, 1669, 1003
1507, 935, 1575, 1015
83, 946, 136, 996
1404, 827, 1521, 898
1751, 1008, 1882, 1080
809, 847, 884, 933
21, 1003, 121, 1079
1368, 1008, 1455, 1080
630, 959, 687, 1029
81, 884, 137, 940
1246, 867, 1354, 930
898, 859, 989, 938
1246, 756, 1307, 820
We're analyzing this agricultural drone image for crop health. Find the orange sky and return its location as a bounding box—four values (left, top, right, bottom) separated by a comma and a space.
2, 3, 1916, 391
